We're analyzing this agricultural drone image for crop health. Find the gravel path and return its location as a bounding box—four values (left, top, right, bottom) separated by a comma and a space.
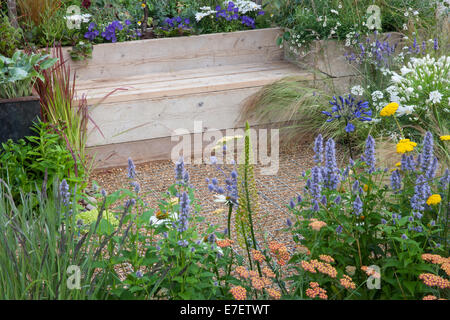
89, 141, 318, 247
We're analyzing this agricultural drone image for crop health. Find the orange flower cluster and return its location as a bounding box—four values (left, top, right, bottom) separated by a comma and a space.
339, 275, 356, 290
262, 277, 272, 287
441, 262, 450, 277
251, 249, 265, 263
421, 254, 450, 276
251, 276, 265, 290
319, 254, 335, 263
266, 288, 281, 300
422, 295, 438, 300
216, 238, 234, 248
421, 253, 449, 264
361, 266, 380, 279
309, 219, 327, 231
235, 266, 249, 279
301, 259, 337, 278
268, 241, 290, 266
230, 286, 247, 300
419, 273, 450, 289
262, 266, 276, 278
306, 282, 327, 300
249, 270, 259, 278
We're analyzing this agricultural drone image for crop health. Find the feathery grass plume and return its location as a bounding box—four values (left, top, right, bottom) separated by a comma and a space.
238, 76, 339, 147
235, 122, 260, 271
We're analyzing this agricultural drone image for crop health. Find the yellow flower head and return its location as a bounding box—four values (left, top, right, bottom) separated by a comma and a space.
440, 135, 450, 141
380, 102, 399, 117
137, 21, 142, 26
426, 194, 442, 206
141, 3, 146, 8
395, 162, 401, 167
396, 139, 417, 154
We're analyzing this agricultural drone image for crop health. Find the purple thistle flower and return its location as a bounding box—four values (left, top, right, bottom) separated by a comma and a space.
308, 166, 323, 199
410, 175, 431, 213
313, 134, 323, 164
178, 240, 189, 247
334, 195, 341, 205
59, 179, 70, 206
390, 169, 402, 191
176, 192, 190, 233
362, 135, 376, 173
312, 200, 320, 212
420, 132, 434, 173
322, 138, 340, 190
130, 181, 140, 194
289, 199, 295, 209
127, 157, 136, 179
352, 180, 360, 194
353, 195, 363, 215
175, 157, 186, 183
439, 169, 450, 189
425, 156, 439, 180
286, 218, 292, 227
401, 154, 416, 171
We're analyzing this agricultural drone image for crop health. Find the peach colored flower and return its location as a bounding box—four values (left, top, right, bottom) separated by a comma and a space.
419, 273, 450, 289
230, 286, 247, 300
266, 288, 281, 299
309, 220, 327, 231
251, 249, 265, 263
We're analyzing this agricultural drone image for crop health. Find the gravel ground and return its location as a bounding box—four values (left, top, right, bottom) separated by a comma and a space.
89, 141, 319, 249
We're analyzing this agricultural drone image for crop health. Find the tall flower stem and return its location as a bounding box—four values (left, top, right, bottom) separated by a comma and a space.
227, 204, 233, 239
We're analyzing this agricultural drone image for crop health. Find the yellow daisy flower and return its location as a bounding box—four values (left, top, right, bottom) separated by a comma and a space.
426, 194, 441, 206
396, 139, 417, 154
141, 3, 146, 8
395, 162, 401, 167
380, 102, 399, 117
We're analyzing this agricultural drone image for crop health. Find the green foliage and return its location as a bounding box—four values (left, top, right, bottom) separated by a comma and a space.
68, 40, 93, 61
0, 50, 56, 99
0, 121, 83, 203
0, 14, 23, 58
287, 133, 449, 299
0, 179, 123, 299
275, 0, 440, 50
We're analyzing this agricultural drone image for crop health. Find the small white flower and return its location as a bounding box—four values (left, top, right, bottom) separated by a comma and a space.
214, 194, 227, 203
350, 85, 364, 96
429, 90, 443, 104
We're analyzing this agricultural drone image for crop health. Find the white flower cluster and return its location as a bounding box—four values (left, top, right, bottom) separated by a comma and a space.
386, 55, 450, 116
64, 13, 91, 24
232, 0, 262, 14
350, 85, 364, 96
195, 6, 217, 22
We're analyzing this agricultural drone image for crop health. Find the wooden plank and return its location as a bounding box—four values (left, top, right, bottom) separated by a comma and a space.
63, 28, 284, 80
74, 62, 294, 91
86, 87, 262, 147
77, 65, 313, 104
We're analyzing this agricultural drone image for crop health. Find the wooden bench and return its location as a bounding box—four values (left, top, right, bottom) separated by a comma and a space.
64, 28, 315, 168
